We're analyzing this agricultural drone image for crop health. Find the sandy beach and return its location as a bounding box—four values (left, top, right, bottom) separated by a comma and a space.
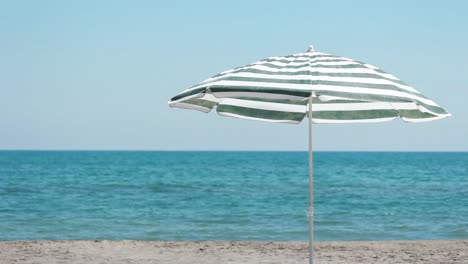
1, 240, 466, 264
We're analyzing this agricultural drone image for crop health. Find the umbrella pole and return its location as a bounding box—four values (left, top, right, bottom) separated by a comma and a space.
308, 96, 314, 264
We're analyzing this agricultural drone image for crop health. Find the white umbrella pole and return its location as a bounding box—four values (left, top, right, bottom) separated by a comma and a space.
308, 96, 314, 264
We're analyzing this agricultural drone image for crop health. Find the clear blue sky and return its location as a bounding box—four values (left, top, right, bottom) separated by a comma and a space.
1, 0, 466, 151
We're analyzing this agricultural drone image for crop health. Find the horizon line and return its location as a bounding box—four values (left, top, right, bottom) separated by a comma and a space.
0, 149, 466, 153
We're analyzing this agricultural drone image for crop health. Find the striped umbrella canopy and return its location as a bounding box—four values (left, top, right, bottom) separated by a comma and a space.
168, 45, 450, 264
169, 45, 450, 123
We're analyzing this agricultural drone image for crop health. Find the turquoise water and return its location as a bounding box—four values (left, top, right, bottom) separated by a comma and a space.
1, 151, 467, 241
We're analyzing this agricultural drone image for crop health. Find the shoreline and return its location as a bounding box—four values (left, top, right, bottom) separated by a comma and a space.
1, 240, 467, 264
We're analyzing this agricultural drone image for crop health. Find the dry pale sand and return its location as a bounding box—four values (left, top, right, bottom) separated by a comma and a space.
0, 240, 467, 264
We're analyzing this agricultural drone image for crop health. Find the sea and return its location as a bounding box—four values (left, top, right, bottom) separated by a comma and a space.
1, 151, 467, 241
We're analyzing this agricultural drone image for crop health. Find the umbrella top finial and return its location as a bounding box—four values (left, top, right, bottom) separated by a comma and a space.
307, 45, 315, 52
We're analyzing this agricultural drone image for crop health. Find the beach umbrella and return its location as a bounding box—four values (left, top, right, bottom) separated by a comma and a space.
168, 45, 450, 264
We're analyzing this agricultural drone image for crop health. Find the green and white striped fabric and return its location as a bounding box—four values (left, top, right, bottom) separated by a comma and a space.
169, 46, 450, 124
